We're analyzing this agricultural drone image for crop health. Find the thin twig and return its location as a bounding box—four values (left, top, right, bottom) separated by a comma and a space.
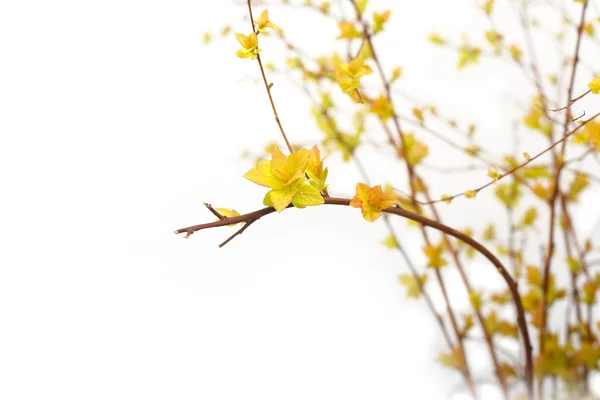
423, 111, 600, 205
549, 90, 591, 112
204, 203, 226, 220
245, 0, 294, 153
219, 220, 257, 247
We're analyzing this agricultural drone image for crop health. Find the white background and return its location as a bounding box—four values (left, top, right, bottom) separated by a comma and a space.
1, 1, 599, 399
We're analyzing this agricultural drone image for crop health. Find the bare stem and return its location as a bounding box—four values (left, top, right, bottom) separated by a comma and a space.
246, 0, 294, 153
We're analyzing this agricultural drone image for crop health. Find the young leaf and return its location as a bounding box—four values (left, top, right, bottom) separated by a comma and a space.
398, 274, 428, 298
350, 183, 396, 222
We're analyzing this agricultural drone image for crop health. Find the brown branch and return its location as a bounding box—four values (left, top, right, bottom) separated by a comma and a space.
549, 89, 591, 112
175, 196, 534, 399
538, 3, 590, 398
351, 13, 482, 399
423, 111, 600, 205
423, 190, 509, 397
289, 75, 456, 350
204, 203, 226, 220
348, 1, 510, 395
245, 0, 294, 153
219, 220, 257, 247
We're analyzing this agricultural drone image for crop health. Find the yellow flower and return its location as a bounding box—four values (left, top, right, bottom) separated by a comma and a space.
235, 32, 261, 60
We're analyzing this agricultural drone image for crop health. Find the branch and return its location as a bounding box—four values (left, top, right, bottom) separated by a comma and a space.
174, 196, 534, 397
549, 89, 591, 112
204, 203, 226, 219
245, 0, 294, 153
423, 111, 600, 205
219, 220, 256, 247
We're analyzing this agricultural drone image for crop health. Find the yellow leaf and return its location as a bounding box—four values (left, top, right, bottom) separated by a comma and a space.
438, 347, 466, 371
336, 21, 362, 39
462, 314, 474, 335
572, 120, 600, 150
457, 45, 481, 69
350, 183, 396, 222
398, 274, 428, 299
221, 25, 232, 37
567, 256, 580, 273
508, 44, 522, 63
412, 107, 424, 122
214, 208, 241, 226
244, 161, 288, 189
318, 2, 331, 13
519, 166, 551, 179
465, 190, 477, 199
490, 289, 512, 305
520, 206, 538, 226
335, 58, 373, 95
255, 9, 280, 34
372, 10, 391, 34
484, 30, 502, 52
306, 146, 328, 182
465, 145, 480, 156
356, 0, 368, 14
422, 243, 448, 268
440, 194, 452, 204
271, 147, 310, 185
403, 134, 429, 166
487, 167, 501, 181
567, 173, 589, 202
483, 0, 495, 15
381, 235, 398, 249
483, 223, 495, 241
469, 290, 483, 311
589, 76, 600, 94
292, 183, 324, 208
582, 281, 597, 305
368, 94, 394, 121
235, 32, 261, 60
526, 265, 542, 287
245, 147, 322, 212
428, 33, 446, 45
267, 180, 303, 212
